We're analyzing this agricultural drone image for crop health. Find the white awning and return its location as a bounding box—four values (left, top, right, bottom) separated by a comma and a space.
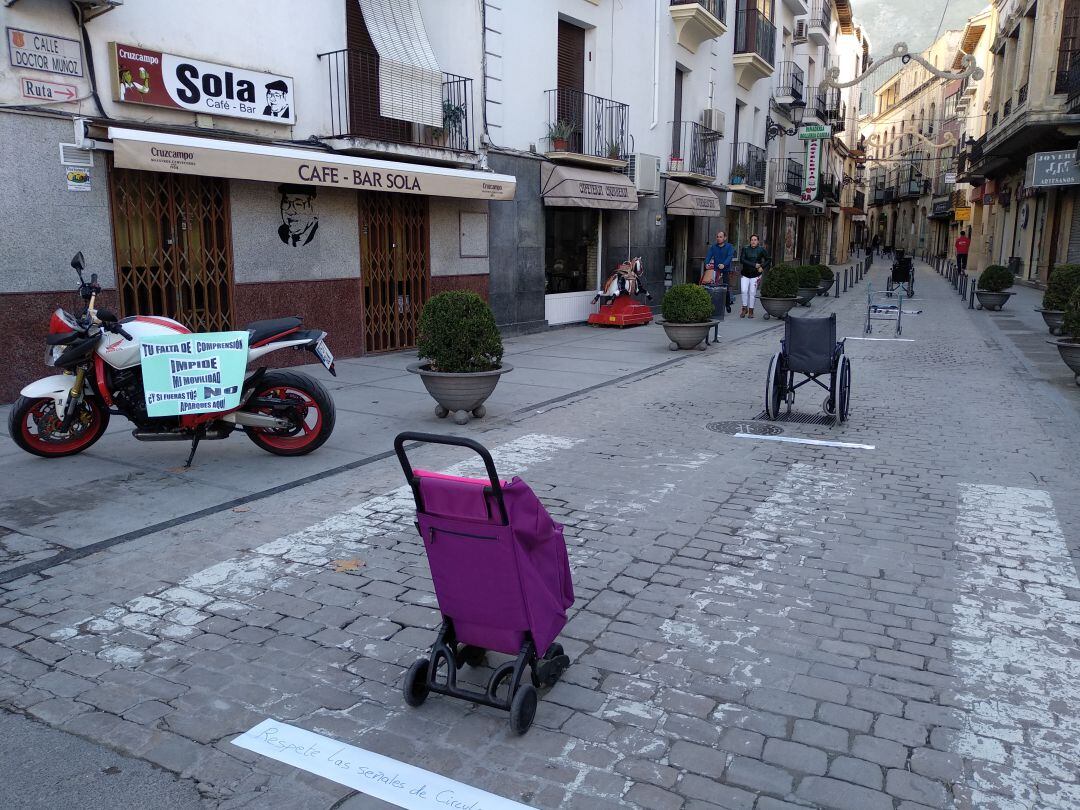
108, 127, 515, 200
540, 163, 638, 210
359, 0, 443, 128
665, 180, 722, 217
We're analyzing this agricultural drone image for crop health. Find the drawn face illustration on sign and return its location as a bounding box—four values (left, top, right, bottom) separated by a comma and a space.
263, 80, 289, 118
278, 184, 319, 247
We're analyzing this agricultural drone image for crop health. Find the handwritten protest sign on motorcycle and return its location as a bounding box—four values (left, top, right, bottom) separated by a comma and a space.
140, 331, 249, 417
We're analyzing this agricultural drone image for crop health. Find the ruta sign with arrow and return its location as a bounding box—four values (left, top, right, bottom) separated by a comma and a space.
20, 77, 78, 102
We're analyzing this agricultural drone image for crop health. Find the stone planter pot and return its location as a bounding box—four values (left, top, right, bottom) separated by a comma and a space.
1049, 338, 1080, 386
796, 287, 818, 306
817, 278, 833, 297
759, 296, 798, 320
974, 290, 1014, 311
1036, 308, 1066, 336
659, 321, 718, 351
407, 361, 513, 424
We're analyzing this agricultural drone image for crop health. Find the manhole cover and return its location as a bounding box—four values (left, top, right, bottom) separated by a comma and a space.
706, 420, 784, 436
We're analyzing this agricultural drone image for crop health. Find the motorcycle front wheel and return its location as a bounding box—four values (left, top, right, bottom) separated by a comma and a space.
243, 370, 336, 456
8, 395, 110, 458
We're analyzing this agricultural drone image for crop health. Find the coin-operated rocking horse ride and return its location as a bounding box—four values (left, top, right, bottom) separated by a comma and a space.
587, 257, 654, 327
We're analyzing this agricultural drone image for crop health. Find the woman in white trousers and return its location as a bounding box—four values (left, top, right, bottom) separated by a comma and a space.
738, 234, 770, 318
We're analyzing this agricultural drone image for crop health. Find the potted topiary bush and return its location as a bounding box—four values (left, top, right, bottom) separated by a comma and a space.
1037, 265, 1080, 335
1049, 286, 1080, 386
796, 265, 820, 306
759, 264, 799, 320
975, 265, 1015, 310
408, 291, 513, 424
659, 283, 718, 350
816, 264, 835, 296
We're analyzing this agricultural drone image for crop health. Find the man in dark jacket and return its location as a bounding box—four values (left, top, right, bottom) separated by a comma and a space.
738, 234, 770, 318
704, 230, 736, 312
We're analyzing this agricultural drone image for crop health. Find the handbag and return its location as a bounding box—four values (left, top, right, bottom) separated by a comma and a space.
699, 266, 716, 285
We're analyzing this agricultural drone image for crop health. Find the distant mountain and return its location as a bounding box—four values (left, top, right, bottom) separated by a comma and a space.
856, 0, 987, 60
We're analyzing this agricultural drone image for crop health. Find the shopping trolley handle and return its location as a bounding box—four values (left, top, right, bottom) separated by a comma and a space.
394, 432, 509, 524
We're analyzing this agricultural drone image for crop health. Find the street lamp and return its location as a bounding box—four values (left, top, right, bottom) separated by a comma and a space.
765, 100, 806, 143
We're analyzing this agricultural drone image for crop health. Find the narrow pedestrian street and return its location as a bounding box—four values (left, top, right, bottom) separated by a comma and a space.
2, 258, 1078, 809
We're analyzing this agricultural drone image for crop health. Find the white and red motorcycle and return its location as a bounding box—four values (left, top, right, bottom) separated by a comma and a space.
9, 252, 337, 463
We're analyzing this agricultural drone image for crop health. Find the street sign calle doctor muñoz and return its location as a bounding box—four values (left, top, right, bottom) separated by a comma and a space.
1026, 150, 1080, 188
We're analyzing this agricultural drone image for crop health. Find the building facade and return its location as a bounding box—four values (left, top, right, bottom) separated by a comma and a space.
862, 31, 966, 256
961, 0, 1080, 285
0, 0, 869, 400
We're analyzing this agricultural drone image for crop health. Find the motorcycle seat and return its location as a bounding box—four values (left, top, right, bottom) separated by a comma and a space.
247, 316, 302, 345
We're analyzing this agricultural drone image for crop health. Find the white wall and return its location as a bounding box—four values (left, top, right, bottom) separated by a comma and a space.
0, 1, 484, 144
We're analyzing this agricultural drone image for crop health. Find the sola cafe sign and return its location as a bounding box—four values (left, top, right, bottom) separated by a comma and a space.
109, 43, 295, 124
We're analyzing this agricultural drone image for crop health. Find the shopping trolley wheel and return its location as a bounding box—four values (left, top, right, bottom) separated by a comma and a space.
460, 645, 486, 668
509, 683, 538, 735
538, 643, 570, 687
403, 658, 430, 707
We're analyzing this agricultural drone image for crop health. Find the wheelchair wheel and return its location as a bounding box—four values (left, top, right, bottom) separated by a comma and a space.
765, 352, 784, 420
838, 356, 851, 423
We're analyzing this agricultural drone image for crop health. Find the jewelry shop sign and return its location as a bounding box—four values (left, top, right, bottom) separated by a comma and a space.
1025, 150, 1080, 188
7, 27, 83, 76
109, 43, 296, 125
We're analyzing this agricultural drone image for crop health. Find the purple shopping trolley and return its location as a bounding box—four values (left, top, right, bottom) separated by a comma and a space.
394, 432, 574, 734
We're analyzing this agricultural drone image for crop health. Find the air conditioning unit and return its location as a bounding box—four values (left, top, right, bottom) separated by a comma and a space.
701, 108, 725, 137
627, 153, 661, 195
794, 20, 807, 42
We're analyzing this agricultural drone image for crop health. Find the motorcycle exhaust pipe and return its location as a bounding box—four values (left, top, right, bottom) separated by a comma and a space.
131, 428, 231, 441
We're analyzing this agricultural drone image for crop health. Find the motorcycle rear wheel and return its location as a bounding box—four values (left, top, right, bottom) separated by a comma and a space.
243, 371, 335, 456
8, 395, 110, 458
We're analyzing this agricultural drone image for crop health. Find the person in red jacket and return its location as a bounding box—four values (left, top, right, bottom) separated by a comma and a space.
955, 229, 971, 271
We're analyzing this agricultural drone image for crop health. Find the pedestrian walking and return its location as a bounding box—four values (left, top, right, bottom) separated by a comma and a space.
703, 230, 736, 313
738, 234, 769, 318
872, 234, 880, 257
955, 228, 970, 272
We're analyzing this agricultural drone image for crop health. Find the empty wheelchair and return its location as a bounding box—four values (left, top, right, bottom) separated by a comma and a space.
887, 254, 914, 298
765, 313, 850, 424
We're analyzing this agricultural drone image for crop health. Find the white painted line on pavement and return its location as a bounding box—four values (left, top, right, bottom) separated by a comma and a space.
233, 719, 531, 810
953, 484, 1080, 809
663, 463, 855, 687
59, 433, 582, 665
734, 433, 875, 449
845, 337, 916, 342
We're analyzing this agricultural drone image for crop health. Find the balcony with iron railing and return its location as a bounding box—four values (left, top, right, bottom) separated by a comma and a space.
872, 187, 885, 204
729, 142, 767, 192
773, 61, 805, 104
318, 47, 475, 155
1067, 58, 1080, 112
821, 173, 838, 203
900, 178, 925, 198
809, 0, 832, 44
806, 86, 829, 123
669, 120, 723, 180
1017, 83, 1028, 108
669, 0, 727, 52
545, 88, 630, 167
732, 8, 776, 89
854, 189, 865, 209
883, 186, 897, 203
773, 157, 804, 199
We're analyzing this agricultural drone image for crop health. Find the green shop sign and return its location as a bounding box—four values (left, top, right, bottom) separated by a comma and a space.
798, 124, 832, 141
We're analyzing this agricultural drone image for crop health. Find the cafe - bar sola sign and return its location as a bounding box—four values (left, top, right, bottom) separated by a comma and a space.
109, 43, 295, 125
802, 138, 820, 202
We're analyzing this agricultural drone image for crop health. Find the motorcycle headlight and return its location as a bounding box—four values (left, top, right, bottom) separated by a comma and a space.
45, 345, 65, 367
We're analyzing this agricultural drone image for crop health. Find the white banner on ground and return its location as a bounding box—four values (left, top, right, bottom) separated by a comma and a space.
233, 719, 534, 810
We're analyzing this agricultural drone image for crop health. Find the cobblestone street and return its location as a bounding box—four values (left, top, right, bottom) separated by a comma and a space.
2, 258, 1079, 810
